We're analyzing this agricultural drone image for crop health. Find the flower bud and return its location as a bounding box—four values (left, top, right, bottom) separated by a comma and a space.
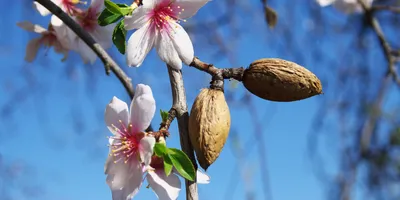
243, 58, 322, 102
189, 88, 231, 171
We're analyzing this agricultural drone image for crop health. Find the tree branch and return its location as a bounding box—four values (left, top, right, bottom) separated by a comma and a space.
34, 0, 135, 99
358, 0, 400, 85
167, 65, 198, 200
190, 57, 245, 82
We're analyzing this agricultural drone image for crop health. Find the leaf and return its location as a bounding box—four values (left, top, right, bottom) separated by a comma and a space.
160, 109, 169, 123
98, 8, 122, 26
116, 3, 129, 7
265, 6, 278, 28
112, 20, 127, 54
104, 0, 123, 14
163, 155, 173, 176
154, 143, 168, 157
116, 3, 133, 15
167, 148, 196, 181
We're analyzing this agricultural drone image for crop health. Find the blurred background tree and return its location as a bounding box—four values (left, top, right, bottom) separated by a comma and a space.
0, 0, 399, 200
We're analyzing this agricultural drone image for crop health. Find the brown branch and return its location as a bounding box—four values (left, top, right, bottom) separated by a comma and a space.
167, 65, 198, 200
190, 57, 245, 82
34, 0, 135, 99
358, 0, 400, 85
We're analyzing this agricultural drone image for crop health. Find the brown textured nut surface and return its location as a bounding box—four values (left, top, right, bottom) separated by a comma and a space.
243, 58, 322, 102
189, 88, 231, 171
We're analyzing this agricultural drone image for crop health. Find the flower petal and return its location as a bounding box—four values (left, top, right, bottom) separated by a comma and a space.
124, 0, 159, 30
25, 38, 41, 62
124, 8, 151, 30
33, 2, 51, 16
147, 169, 181, 200
77, 39, 97, 64
126, 23, 156, 67
155, 29, 182, 69
169, 22, 194, 66
90, 0, 105, 11
129, 84, 155, 133
139, 136, 156, 166
106, 158, 143, 200
91, 25, 115, 49
196, 169, 210, 184
17, 21, 47, 34
51, 16, 74, 50
173, 0, 209, 19
105, 96, 129, 136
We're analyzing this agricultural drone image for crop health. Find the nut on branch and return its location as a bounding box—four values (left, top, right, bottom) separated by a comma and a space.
242, 58, 322, 102
188, 88, 231, 171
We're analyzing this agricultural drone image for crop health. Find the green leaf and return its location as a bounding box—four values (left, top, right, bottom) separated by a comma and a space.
116, 3, 133, 15
167, 148, 196, 181
98, 8, 122, 26
112, 20, 127, 54
160, 109, 169, 123
116, 3, 129, 7
163, 155, 173, 176
105, 0, 123, 14
154, 143, 168, 157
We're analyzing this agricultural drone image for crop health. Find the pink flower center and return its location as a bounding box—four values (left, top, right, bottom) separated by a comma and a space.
61, 0, 81, 15
149, 1, 185, 32
109, 120, 144, 164
77, 6, 99, 32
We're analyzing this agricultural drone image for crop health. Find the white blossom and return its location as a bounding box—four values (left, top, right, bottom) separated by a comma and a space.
124, 0, 209, 69
105, 84, 156, 200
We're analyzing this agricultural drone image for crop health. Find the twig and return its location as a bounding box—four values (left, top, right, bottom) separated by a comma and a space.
372, 5, 400, 13
34, 0, 135, 99
358, 0, 400, 85
167, 65, 198, 200
159, 107, 177, 131
190, 57, 245, 81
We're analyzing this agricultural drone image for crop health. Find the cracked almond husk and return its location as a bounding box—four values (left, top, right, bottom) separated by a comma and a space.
243, 58, 322, 102
189, 88, 231, 171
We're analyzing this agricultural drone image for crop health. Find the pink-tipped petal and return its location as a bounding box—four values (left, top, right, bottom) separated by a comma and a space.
155, 29, 182, 70
139, 136, 156, 166
147, 169, 181, 200
173, 0, 209, 19
170, 22, 194, 66
105, 96, 129, 136
129, 84, 155, 133
126, 23, 156, 67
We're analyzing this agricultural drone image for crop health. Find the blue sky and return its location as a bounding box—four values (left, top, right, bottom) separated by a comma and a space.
1, 0, 389, 199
